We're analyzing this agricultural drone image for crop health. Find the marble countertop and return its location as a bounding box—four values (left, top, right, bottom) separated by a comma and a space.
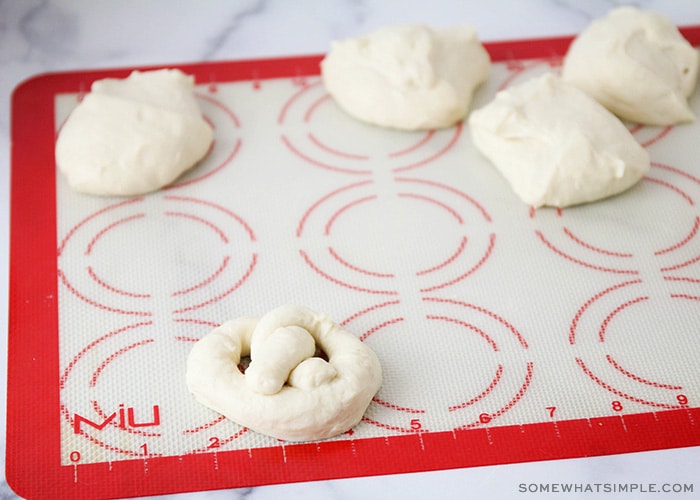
2, 1, 700, 498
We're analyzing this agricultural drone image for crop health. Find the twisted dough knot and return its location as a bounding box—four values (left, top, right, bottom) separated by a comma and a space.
186, 305, 382, 442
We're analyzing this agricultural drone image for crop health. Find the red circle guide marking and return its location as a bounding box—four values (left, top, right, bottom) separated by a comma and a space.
87, 265, 152, 298
59, 321, 154, 390
569, 279, 644, 345
629, 123, 674, 149
575, 358, 685, 410
298, 177, 494, 292
455, 362, 535, 431
57, 194, 257, 316
278, 80, 463, 174
60, 323, 249, 463
571, 285, 695, 408
532, 161, 700, 270
60, 334, 169, 460
328, 246, 395, 278
597, 296, 650, 343
605, 354, 683, 391
535, 230, 640, 275
348, 297, 534, 433
448, 364, 504, 411
8, 27, 700, 499
562, 227, 634, 258
57, 197, 145, 257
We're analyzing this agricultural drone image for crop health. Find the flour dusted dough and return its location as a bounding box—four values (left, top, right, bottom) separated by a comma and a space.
562, 6, 700, 125
186, 305, 382, 442
56, 69, 213, 196
321, 24, 490, 130
469, 74, 650, 208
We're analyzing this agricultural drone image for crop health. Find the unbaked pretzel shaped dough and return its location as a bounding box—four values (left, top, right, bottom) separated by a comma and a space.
186, 305, 382, 442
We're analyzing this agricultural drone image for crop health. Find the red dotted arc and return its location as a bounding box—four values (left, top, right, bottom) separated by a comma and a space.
58, 269, 152, 317
562, 228, 634, 258
570, 284, 693, 408
419, 234, 496, 293
277, 80, 323, 125
597, 296, 649, 343
307, 132, 370, 160
279, 79, 464, 175
535, 230, 640, 275
87, 266, 151, 298
454, 362, 535, 430
575, 357, 684, 410
296, 180, 374, 237
425, 314, 499, 352
654, 216, 700, 256
416, 236, 468, 276
85, 214, 146, 256
392, 123, 463, 174
340, 300, 402, 328
358, 317, 406, 343
423, 297, 529, 349
448, 365, 504, 412
394, 177, 493, 223
328, 247, 395, 278
281, 134, 373, 175
89, 339, 156, 388
372, 397, 426, 415
58, 198, 145, 257
569, 279, 643, 345
171, 253, 258, 314
171, 256, 231, 297
60, 321, 153, 389
605, 354, 683, 391
388, 130, 436, 158
299, 249, 399, 296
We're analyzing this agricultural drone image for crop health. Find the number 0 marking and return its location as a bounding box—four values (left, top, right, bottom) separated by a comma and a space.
69, 451, 81, 463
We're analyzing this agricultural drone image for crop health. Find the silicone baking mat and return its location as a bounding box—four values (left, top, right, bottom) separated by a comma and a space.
7, 29, 700, 499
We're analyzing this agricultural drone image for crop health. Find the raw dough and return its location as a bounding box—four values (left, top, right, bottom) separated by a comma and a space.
55, 69, 213, 196
562, 6, 700, 125
321, 24, 490, 130
186, 305, 382, 442
469, 73, 650, 208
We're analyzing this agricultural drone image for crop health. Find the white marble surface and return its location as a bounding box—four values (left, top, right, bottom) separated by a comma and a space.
2, 1, 700, 498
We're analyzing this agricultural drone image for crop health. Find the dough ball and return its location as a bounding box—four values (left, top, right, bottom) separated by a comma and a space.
321, 24, 490, 130
562, 6, 700, 125
56, 69, 214, 196
469, 73, 650, 208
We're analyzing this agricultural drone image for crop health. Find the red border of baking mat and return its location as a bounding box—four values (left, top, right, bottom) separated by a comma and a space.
7, 28, 700, 499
